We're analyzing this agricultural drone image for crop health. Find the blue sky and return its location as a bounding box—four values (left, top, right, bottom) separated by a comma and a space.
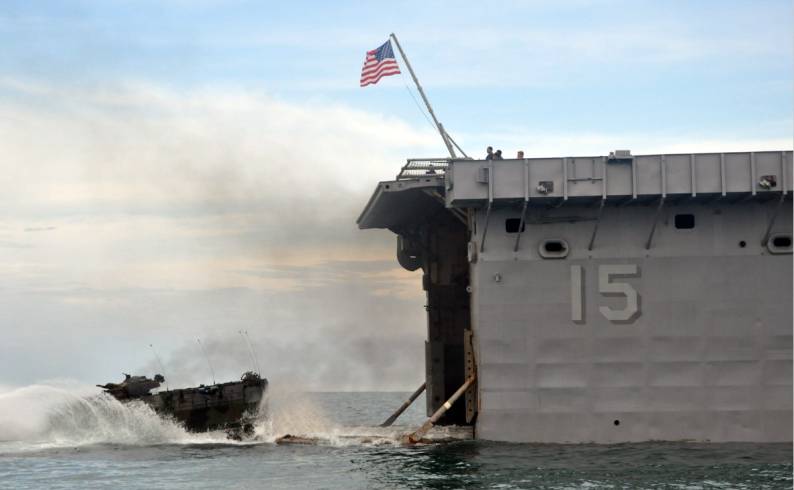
0, 0, 791, 391
3, 0, 791, 152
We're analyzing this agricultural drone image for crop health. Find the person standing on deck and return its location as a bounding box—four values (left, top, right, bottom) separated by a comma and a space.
485, 146, 494, 160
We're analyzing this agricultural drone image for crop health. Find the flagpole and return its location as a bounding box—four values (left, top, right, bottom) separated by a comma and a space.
389, 33, 457, 159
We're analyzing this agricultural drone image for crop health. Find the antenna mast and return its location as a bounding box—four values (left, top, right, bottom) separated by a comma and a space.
390, 33, 466, 159
244, 330, 262, 376
237, 330, 257, 378
196, 338, 216, 385
149, 344, 169, 391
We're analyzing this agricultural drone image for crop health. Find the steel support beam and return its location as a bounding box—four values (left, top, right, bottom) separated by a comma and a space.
645, 197, 666, 250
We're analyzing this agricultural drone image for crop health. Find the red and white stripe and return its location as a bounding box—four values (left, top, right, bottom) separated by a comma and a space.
360, 51, 401, 87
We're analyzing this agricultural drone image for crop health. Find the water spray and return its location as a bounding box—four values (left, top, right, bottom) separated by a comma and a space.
196, 338, 216, 385
149, 344, 169, 391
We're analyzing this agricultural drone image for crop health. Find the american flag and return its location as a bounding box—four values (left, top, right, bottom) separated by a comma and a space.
360, 40, 401, 87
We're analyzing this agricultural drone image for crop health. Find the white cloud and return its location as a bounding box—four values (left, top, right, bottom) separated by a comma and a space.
0, 80, 440, 281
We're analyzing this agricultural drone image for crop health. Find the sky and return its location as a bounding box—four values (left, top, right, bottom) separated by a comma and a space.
0, 0, 791, 391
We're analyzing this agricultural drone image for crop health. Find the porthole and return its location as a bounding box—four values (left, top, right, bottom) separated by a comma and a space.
773, 235, 791, 248
505, 218, 525, 233
767, 233, 793, 254
674, 214, 695, 229
545, 241, 565, 252
538, 239, 569, 259
738, 240, 747, 248
613, 420, 620, 426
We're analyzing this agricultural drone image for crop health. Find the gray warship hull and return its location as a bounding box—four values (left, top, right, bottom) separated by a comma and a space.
359, 150, 793, 443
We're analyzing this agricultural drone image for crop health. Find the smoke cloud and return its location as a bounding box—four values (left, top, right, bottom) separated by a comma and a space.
0, 80, 436, 390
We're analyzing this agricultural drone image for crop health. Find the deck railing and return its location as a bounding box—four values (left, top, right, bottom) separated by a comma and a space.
396, 158, 450, 180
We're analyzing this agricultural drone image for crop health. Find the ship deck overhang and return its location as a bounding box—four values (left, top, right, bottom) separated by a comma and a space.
357, 175, 447, 231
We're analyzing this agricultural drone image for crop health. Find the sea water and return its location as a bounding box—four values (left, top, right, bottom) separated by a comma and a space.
0, 386, 790, 489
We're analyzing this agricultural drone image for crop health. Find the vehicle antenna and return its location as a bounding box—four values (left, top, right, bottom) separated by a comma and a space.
238, 330, 257, 374
196, 338, 216, 385
244, 330, 262, 376
149, 344, 169, 391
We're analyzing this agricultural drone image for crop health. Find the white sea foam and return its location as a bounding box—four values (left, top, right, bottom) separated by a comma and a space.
0, 383, 231, 451
253, 386, 340, 442
251, 387, 397, 446
250, 387, 467, 447
0, 383, 367, 451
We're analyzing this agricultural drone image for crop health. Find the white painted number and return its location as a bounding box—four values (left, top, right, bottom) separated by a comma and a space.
597, 264, 639, 322
570, 264, 641, 323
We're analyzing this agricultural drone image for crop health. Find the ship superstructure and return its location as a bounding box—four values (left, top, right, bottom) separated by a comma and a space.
359, 150, 793, 443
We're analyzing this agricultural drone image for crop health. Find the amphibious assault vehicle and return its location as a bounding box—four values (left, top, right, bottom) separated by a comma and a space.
98, 371, 267, 438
